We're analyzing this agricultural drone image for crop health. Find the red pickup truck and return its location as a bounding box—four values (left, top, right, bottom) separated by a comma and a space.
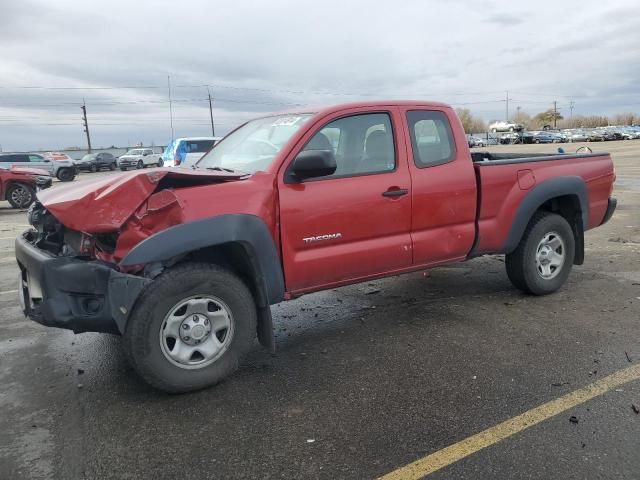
15, 101, 616, 392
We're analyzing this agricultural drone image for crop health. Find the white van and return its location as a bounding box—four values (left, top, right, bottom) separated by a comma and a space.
161, 137, 221, 168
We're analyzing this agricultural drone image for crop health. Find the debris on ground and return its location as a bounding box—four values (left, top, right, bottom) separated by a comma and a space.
306, 439, 315, 443
569, 416, 579, 424
625, 351, 632, 362
77, 368, 84, 375
365, 289, 381, 295
552, 382, 570, 387
608, 237, 629, 243
632, 404, 639, 414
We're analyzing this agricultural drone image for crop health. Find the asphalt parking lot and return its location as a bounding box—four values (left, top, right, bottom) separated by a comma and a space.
1, 141, 639, 480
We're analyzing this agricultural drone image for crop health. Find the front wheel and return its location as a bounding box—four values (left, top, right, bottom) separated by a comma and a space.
109, 162, 116, 171
157, 159, 163, 167
122, 263, 257, 393
505, 212, 575, 295
90, 164, 97, 173
7, 183, 36, 209
136, 160, 144, 169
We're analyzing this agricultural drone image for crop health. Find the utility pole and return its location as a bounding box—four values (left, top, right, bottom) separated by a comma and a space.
81, 99, 92, 153
553, 100, 558, 128
167, 75, 174, 140
505, 90, 509, 121
207, 86, 215, 136
569, 100, 575, 119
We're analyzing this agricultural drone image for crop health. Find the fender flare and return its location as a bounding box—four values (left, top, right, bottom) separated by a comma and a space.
503, 176, 589, 254
119, 214, 285, 305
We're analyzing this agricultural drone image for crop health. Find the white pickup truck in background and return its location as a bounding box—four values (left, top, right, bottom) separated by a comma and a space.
117, 148, 163, 170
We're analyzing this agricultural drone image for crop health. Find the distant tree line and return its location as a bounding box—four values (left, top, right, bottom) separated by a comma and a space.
456, 108, 639, 133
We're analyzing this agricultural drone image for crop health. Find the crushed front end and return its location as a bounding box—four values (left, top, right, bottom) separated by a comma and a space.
15, 202, 150, 334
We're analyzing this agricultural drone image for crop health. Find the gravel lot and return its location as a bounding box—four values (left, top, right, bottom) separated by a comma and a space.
1, 141, 639, 479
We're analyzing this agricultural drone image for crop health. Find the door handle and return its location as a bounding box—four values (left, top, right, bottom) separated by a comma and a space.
382, 188, 409, 198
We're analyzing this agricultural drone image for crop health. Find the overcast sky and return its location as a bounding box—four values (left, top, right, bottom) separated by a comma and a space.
1, 0, 638, 151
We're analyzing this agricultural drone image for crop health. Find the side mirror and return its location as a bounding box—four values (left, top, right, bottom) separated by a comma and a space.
291, 150, 336, 180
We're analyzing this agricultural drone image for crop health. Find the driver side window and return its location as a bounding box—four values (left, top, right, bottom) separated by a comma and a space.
301, 113, 395, 179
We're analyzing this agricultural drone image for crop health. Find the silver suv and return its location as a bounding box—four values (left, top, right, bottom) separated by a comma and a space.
0, 153, 76, 182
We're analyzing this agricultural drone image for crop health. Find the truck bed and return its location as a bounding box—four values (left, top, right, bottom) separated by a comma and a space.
471, 151, 615, 255
470, 151, 604, 164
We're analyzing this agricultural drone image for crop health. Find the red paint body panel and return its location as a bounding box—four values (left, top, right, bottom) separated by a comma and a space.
474, 155, 614, 254
33, 101, 617, 298
278, 106, 413, 293
37, 168, 245, 233
400, 106, 478, 268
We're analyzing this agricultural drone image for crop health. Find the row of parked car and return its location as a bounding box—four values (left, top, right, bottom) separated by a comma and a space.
469, 125, 640, 147
0, 136, 223, 210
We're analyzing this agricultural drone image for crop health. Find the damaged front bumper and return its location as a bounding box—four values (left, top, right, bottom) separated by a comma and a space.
15, 230, 150, 334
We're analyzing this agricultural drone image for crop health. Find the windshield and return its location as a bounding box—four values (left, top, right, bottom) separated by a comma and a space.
126, 149, 144, 155
81, 154, 97, 161
197, 114, 313, 173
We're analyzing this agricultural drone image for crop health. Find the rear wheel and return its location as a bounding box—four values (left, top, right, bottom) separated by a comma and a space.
123, 263, 257, 393
157, 159, 163, 167
7, 183, 35, 209
56, 167, 75, 182
506, 212, 575, 295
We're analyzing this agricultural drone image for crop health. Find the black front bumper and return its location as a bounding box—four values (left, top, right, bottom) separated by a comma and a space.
15, 231, 151, 334
600, 197, 617, 226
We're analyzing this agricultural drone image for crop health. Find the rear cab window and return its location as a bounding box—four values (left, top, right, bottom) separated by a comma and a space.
406, 110, 456, 168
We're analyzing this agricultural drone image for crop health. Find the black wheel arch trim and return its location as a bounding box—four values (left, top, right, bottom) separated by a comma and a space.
119, 214, 285, 305
502, 176, 589, 255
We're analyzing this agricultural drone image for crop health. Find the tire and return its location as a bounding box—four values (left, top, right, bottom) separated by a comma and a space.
505, 212, 575, 295
136, 160, 143, 169
90, 164, 97, 173
56, 167, 75, 182
6, 183, 36, 209
534, 139, 540, 144
157, 159, 163, 167
109, 162, 116, 171
122, 263, 257, 393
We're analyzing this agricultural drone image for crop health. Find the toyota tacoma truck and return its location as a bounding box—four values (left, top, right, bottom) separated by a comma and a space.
15, 101, 617, 393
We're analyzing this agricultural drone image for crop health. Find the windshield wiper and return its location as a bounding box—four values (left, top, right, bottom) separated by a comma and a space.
205, 166, 238, 173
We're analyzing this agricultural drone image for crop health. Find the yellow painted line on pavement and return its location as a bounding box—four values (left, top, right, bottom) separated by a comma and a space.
380, 363, 640, 480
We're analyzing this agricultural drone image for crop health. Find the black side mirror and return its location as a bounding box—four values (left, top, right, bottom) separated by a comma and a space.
291, 150, 336, 180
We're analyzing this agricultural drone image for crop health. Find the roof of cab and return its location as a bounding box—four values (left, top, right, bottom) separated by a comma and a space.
266, 100, 453, 119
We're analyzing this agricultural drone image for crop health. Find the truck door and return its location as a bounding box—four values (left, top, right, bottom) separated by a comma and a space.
278, 109, 413, 294
402, 108, 477, 266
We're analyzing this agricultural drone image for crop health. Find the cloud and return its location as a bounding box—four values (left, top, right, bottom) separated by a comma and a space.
485, 13, 526, 25
0, 0, 639, 150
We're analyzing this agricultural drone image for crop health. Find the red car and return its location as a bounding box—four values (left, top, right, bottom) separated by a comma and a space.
15, 101, 616, 392
1, 166, 52, 209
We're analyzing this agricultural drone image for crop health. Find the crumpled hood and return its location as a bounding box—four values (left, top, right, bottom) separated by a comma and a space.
37, 168, 245, 233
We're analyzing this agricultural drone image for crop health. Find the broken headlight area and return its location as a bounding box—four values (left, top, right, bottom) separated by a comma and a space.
26, 201, 106, 257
